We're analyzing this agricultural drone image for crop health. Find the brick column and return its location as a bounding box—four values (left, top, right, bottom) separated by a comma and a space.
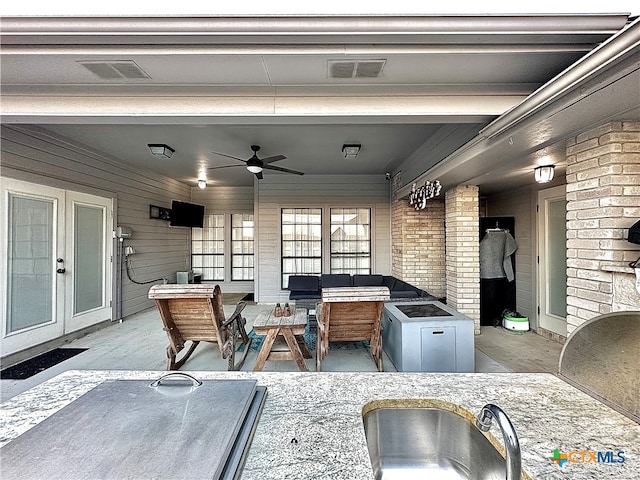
445, 185, 480, 333
391, 175, 446, 298
566, 121, 640, 333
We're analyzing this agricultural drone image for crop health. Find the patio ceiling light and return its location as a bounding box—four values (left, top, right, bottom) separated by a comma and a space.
534, 165, 555, 183
342, 144, 361, 159
147, 144, 175, 158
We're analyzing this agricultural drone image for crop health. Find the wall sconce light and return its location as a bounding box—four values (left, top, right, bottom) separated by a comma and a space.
534, 165, 555, 183
147, 144, 175, 158
197, 179, 207, 189
342, 144, 361, 159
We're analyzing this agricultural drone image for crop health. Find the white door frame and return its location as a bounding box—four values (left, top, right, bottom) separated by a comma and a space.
1, 178, 114, 356
1, 179, 66, 354
64, 191, 113, 333
537, 184, 568, 336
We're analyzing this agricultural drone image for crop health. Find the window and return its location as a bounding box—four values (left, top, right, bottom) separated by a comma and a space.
192, 214, 224, 281
281, 208, 322, 288
330, 208, 371, 274
231, 214, 254, 280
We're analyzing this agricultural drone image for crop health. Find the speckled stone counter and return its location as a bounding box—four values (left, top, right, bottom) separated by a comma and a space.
1, 371, 639, 479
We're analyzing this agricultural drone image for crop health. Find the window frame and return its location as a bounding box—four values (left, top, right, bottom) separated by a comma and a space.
280, 207, 323, 288
329, 207, 372, 275
191, 213, 225, 281
231, 213, 254, 281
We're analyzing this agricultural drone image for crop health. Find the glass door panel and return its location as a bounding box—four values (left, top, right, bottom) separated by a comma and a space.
7, 194, 55, 332
74, 204, 104, 314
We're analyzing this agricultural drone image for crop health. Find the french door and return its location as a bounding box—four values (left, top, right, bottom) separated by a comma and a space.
537, 185, 567, 336
1, 178, 113, 356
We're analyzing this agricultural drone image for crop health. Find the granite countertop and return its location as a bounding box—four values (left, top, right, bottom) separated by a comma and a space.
1, 370, 639, 479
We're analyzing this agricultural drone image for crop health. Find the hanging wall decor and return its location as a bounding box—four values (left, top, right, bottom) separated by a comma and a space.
408, 180, 442, 210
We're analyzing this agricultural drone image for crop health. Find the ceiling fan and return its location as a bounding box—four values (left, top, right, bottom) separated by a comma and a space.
208, 145, 304, 179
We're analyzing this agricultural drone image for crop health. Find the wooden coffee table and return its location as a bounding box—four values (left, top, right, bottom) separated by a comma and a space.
252, 308, 311, 371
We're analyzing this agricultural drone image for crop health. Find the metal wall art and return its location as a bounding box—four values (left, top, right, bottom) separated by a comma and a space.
408, 180, 442, 210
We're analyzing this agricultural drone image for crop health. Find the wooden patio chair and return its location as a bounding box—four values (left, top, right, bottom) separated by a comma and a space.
148, 284, 252, 371
315, 286, 390, 372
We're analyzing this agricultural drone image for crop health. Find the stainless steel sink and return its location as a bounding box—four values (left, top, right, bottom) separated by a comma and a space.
363, 405, 506, 480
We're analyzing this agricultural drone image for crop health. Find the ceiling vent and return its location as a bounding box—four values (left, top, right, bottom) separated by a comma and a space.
78, 60, 151, 80
328, 60, 386, 79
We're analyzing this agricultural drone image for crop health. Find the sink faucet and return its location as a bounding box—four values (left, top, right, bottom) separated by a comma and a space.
476, 404, 521, 480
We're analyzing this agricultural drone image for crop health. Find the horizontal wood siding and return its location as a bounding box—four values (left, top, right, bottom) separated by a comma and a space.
256, 175, 391, 303
1, 125, 191, 318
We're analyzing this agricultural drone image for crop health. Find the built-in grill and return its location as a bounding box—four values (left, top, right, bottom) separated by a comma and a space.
0, 373, 267, 480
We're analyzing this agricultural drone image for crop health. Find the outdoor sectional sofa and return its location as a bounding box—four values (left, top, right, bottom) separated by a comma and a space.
287, 274, 437, 305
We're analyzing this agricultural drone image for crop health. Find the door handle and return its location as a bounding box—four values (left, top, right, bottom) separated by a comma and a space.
56, 258, 66, 274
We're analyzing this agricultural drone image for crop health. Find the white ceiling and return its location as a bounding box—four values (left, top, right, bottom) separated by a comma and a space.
1, 13, 637, 191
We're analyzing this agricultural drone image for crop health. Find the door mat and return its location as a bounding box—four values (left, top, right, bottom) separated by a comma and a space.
241, 293, 254, 301
240, 327, 368, 352
1, 348, 88, 380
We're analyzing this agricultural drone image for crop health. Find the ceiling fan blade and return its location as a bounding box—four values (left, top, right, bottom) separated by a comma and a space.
207, 164, 243, 170
255, 171, 264, 180
210, 151, 248, 163
261, 154, 287, 164
263, 164, 305, 175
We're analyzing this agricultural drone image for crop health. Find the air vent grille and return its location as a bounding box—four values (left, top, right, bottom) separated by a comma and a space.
328, 60, 386, 79
78, 60, 151, 80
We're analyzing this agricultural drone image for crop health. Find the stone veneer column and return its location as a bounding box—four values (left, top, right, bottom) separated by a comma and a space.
445, 185, 480, 333
390, 174, 446, 298
566, 121, 640, 333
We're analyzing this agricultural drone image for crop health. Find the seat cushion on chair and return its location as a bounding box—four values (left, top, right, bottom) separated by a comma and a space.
353, 274, 384, 286
320, 274, 352, 288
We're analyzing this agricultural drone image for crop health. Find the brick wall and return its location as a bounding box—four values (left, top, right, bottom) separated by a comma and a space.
566, 121, 640, 332
445, 185, 481, 333
391, 174, 446, 298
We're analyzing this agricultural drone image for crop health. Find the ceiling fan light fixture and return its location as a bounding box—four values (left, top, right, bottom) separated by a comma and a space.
342, 144, 361, 159
247, 165, 263, 174
147, 144, 175, 158
534, 165, 555, 183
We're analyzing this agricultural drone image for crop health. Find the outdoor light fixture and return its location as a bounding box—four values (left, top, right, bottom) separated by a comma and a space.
247, 165, 263, 174
147, 144, 175, 158
534, 165, 555, 183
409, 180, 442, 210
197, 179, 207, 189
342, 144, 361, 159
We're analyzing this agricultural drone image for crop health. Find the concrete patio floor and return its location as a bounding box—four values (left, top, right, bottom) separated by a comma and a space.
1, 301, 564, 402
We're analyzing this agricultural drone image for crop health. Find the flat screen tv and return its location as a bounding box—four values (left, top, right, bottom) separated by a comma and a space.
170, 200, 205, 228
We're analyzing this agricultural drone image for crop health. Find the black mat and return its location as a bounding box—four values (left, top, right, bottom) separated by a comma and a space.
241, 293, 254, 301
1, 348, 88, 380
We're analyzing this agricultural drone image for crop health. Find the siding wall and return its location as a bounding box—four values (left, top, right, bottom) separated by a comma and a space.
191, 185, 255, 293
255, 175, 391, 303
0, 125, 191, 318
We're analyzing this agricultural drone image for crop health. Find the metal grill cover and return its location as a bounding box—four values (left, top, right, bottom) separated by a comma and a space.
1, 376, 264, 480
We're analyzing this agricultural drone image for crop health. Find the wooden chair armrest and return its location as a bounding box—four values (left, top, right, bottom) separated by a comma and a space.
223, 301, 247, 327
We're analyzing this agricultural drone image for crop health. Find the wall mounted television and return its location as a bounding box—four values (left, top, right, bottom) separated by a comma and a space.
170, 200, 205, 228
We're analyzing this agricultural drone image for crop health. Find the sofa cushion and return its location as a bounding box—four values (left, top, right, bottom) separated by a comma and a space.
287, 275, 320, 292
289, 291, 322, 300
390, 290, 420, 298
381, 276, 397, 290
353, 274, 384, 286
320, 274, 352, 288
